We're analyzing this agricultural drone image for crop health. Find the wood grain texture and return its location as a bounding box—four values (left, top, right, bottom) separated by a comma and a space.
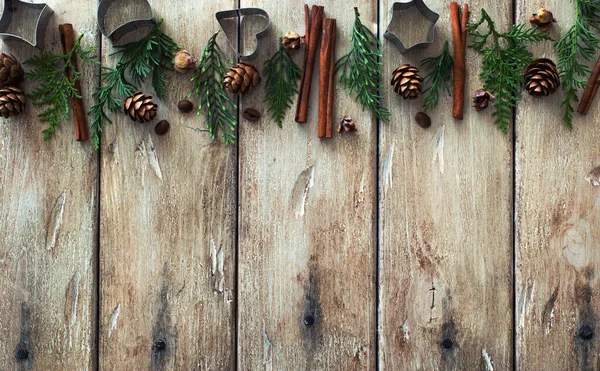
515, 1, 600, 370
0, 0, 98, 369
378, 0, 514, 369
237, 1, 377, 370
98, 1, 236, 369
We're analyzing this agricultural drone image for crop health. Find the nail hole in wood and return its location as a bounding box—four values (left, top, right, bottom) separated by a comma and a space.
579, 325, 594, 340
152, 339, 167, 352
303, 315, 315, 326
15, 348, 29, 361
441, 338, 453, 349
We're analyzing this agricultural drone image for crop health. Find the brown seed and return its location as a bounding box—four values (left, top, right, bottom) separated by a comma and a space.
178, 99, 194, 113
155, 120, 170, 135
415, 112, 431, 128
243, 107, 260, 121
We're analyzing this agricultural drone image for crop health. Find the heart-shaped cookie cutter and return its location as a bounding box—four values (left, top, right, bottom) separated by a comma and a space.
215, 8, 271, 61
384, 0, 439, 54
97, 0, 155, 43
0, 0, 54, 49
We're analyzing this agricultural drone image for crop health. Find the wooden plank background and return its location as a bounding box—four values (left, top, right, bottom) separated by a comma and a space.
0, 0, 598, 370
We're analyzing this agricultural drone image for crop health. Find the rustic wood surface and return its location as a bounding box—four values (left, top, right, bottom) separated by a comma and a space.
0, 0, 599, 370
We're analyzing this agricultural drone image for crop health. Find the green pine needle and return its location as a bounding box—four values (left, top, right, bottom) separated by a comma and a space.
335, 7, 390, 122
24, 34, 97, 141
263, 40, 301, 127
421, 40, 453, 112
467, 8, 551, 133
89, 18, 179, 150
190, 31, 237, 144
557, 0, 600, 127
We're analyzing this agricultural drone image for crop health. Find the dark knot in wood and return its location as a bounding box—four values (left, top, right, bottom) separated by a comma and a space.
15, 348, 29, 361
152, 339, 167, 352
441, 338, 454, 349
579, 325, 594, 340
303, 315, 315, 326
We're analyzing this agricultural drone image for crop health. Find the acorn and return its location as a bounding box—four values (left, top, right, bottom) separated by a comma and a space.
173, 50, 198, 73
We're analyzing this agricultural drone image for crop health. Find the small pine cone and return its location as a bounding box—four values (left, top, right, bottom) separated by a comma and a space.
529, 8, 556, 32
282, 31, 305, 53
0, 86, 26, 118
123, 92, 157, 123
391, 64, 423, 100
524, 58, 560, 97
0, 53, 24, 87
473, 89, 495, 111
223, 63, 261, 95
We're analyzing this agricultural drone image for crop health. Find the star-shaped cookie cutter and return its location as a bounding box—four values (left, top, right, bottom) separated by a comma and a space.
215, 8, 271, 61
97, 0, 154, 43
384, 0, 439, 54
0, 0, 54, 49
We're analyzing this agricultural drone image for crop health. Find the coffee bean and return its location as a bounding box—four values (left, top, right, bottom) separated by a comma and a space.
415, 112, 431, 128
155, 120, 170, 135
177, 100, 194, 113
243, 108, 260, 121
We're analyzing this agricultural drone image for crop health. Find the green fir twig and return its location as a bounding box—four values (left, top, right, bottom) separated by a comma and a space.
421, 40, 453, 112
335, 7, 390, 122
467, 8, 551, 133
88, 18, 180, 150
190, 31, 237, 144
263, 40, 301, 127
24, 34, 97, 140
556, 0, 600, 127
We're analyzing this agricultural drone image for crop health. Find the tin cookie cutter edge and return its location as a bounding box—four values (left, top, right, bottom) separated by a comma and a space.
0, 0, 54, 49
97, 0, 155, 43
215, 8, 271, 61
384, 0, 440, 54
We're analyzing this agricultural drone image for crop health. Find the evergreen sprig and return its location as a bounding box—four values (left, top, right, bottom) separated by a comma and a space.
88, 18, 180, 150
263, 40, 301, 127
190, 32, 237, 144
335, 7, 390, 122
467, 8, 551, 133
421, 40, 453, 112
556, 0, 600, 127
24, 34, 97, 140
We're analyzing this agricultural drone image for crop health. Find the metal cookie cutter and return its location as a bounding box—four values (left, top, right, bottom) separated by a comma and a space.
97, 0, 154, 43
0, 0, 53, 49
215, 8, 271, 61
384, 0, 439, 54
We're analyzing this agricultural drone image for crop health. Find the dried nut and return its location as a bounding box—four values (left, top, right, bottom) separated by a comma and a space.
173, 50, 198, 73
473, 89, 496, 111
337, 115, 357, 133
155, 120, 170, 135
282, 31, 305, 53
415, 112, 431, 128
178, 99, 194, 113
243, 108, 260, 121
529, 8, 556, 32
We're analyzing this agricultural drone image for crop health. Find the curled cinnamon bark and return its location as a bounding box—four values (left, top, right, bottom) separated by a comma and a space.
451, 2, 469, 120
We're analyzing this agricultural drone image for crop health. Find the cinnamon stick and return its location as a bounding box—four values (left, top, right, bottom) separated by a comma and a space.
295, 5, 324, 123
577, 56, 600, 115
451, 2, 468, 120
59, 24, 89, 141
318, 18, 336, 138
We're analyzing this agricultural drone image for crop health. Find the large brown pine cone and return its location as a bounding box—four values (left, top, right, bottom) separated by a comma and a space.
0, 54, 24, 87
391, 64, 423, 100
223, 63, 260, 95
123, 92, 157, 123
524, 58, 560, 97
0, 86, 26, 118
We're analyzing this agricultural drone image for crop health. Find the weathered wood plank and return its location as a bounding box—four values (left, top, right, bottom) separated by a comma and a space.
0, 0, 98, 369
378, 0, 514, 369
237, 1, 377, 369
98, 1, 236, 369
515, 1, 600, 369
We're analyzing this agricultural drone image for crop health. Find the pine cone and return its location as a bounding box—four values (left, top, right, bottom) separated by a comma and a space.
529, 8, 556, 32
123, 92, 157, 123
524, 58, 560, 97
223, 63, 261, 95
0, 53, 24, 87
0, 86, 26, 118
391, 64, 423, 100
473, 89, 495, 111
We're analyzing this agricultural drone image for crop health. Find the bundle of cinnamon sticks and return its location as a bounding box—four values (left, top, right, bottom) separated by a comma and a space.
295, 4, 337, 139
